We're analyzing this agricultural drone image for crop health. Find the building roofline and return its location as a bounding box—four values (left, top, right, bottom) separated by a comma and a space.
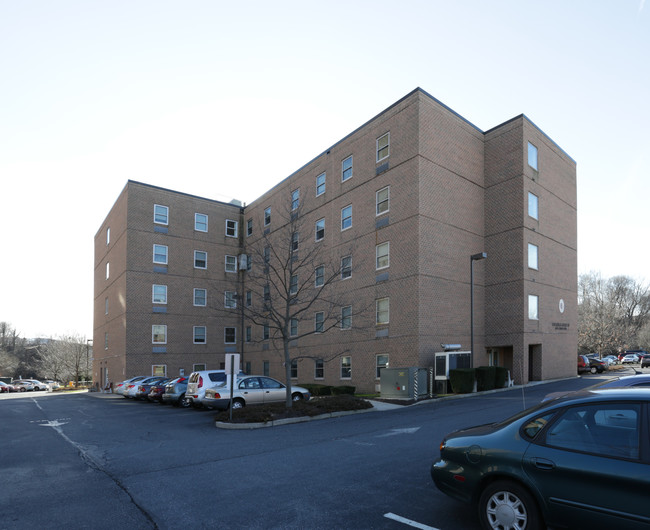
127, 180, 243, 208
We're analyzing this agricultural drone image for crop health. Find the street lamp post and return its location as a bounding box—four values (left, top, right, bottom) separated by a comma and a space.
470, 252, 487, 369
86, 339, 93, 388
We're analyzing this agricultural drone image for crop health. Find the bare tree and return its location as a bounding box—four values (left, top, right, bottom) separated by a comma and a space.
241, 199, 364, 407
42, 334, 90, 386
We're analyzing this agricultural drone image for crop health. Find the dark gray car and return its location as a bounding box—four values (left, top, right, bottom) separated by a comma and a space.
161, 376, 189, 407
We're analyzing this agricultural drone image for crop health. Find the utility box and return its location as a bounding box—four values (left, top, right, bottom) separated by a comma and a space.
380, 367, 428, 399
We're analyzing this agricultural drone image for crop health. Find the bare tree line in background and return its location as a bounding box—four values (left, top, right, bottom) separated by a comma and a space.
578, 272, 650, 355
0, 322, 92, 385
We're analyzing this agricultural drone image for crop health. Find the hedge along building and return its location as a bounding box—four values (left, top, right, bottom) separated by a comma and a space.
93, 88, 577, 393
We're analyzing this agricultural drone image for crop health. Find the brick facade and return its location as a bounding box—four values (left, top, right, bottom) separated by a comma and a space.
93, 88, 577, 392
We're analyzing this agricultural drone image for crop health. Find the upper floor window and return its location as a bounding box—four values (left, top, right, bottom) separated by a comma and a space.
105, 297, 109, 315
291, 189, 300, 210
106, 227, 110, 246
342, 155, 353, 182
154, 204, 168, 225
315, 312, 324, 333
528, 243, 539, 270
315, 218, 325, 241
376, 186, 390, 216
528, 142, 538, 170
225, 255, 237, 273
153, 284, 167, 304
315, 265, 324, 287
106, 262, 110, 280
154, 244, 168, 265
376, 242, 390, 270
528, 192, 539, 220
245, 290, 252, 307
194, 288, 207, 306
316, 173, 326, 196
224, 327, 236, 344
225, 219, 238, 238
292, 232, 299, 252
152, 325, 167, 344
264, 207, 271, 226
377, 132, 390, 162
195, 213, 208, 232
193, 326, 206, 344
341, 256, 352, 279
290, 275, 298, 295
290, 318, 298, 337
194, 250, 207, 269
247, 218, 253, 236
528, 294, 539, 320
341, 205, 352, 231
341, 306, 352, 330
376, 297, 390, 325
224, 291, 237, 308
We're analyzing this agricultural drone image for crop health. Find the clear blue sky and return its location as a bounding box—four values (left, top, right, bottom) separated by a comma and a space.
1, 0, 648, 339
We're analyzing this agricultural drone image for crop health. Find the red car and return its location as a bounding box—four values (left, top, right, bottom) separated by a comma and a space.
0, 381, 17, 393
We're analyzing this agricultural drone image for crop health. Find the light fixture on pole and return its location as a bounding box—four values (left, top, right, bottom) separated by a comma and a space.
470, 252, 487, 369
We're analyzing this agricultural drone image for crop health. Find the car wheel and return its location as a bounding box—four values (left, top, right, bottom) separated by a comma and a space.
231, 399, 245, 409
179, 394, 191, 407
20, 387, 26, 392
590, 366, 597, 374
479, 480, 542, 530
292, 393, 303, 402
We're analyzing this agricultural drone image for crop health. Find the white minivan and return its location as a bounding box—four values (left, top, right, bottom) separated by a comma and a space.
186, 370, 243, 408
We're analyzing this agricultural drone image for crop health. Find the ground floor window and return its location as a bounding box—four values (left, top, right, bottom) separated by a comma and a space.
152, 365, 167, 376
193, 364, 206, 372
376, 354, 389, 379
291, 359, 298, 379
341, 356, 351, 379
263, 360, 270, 376
314, 359, 324, 379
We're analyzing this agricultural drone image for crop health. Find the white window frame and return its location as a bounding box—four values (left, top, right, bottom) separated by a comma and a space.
342, 155, 353, 182
106, 227, 110, 246
195, 213, 208, 232
341, 306, 352, 330
376, 354, 389, 379
315, 218, 325, 241
528, 243, 539, 270
376, 132, 390, 162
225, 219, 238, 238
291, 189, 300, 210
105, 297, 109, 315
245, 326, 252, 343
290, 318, 298, 337
194, 250, 207, 269
315, 312, 324, 333
341, 205, 352, 231
376, 297, 389, 325
290, 275, 298, 295
153, 284, 167, 304
193, 288, 207, 307
264, 207, 271, 226
528, 294, 539, 320
528, 192, 539, 220
224, 291, 237, 308
225, 255, 237, 273
316, 172, 326, 196
376, 186, 390, 216
224, 327, 237, 344
154, 204, 169, 225
193, 326, 206, 344
376, 242, 390, 270
314, 358, 324, 379
341, 256, 352, 279
152, 325, 167, 344
152, 364, 167, 377
341, 356, 352, 379
106, 262, 110, 280
528, 141, 538, 170
247, 218, 253, 236
315, 265, 324, 287
153, 244, 168, 265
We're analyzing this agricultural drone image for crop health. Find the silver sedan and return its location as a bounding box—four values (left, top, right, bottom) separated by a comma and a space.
203, 376, 311, 410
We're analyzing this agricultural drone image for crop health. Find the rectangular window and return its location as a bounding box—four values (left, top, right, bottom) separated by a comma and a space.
106, 227, 110, 245
195, 213, 208, 232
153, 244, 168, 265
106, 262, 110, 279
224, 327, 236, 344
152, 325, 167, 344
194, 288, 207, 306
316, 172, 326, 196
105, 297, 109, 314
153, 284, 167, 304
341, 356, 351, 379
224, 291, 237, 308
377, 132, 390, 162
290, 359, 298, 379
264, 246, 270, 264
246, 290, 252, 307
315, 265, 324, 287
528, 192, 539, 220
104, 331, 108, 349
290, 318, 298, 337
528, 243, 539, 270
193, 326, 206, 344
315, 359, 324, 379
341, 256, 352, 279
341, 205, 352, 231
528, 294, 539, 320
246, 218, 253, 236
225, 255, 237, 273
376, 298, 389, 325
315, 218, 325, 241
264, 207, 271, 226
376, 354, 389, 379
245, 326, 252, 343
225, 219, 238, 238
263, 361, 270, 376
376, 242, 390, 270
263, 323, 270, 340
154, 204, 169, 225
376, 186, 389, 216
152, 365, 167, 377
292, 231, 299, 251
341, 306, 352, 330
528, 142, 538, 170
290, 275, 298, 295
315, 312, 324, 333
342, 155, 353, 182
194, 250, 207, 269
291, 189, 300, 210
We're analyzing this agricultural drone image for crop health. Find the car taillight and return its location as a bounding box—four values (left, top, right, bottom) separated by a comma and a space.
213, 393, 221, 399
198, 376, 203, 389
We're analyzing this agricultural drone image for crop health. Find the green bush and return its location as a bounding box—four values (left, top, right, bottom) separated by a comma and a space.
475, 366, 497, 391
330, 385, 356, 395
449, 368, 474, 394
299, 383, 332, 396
495, 366, 508, 388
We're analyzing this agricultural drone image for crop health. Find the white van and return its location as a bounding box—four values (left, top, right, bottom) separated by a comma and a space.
186, 370, 243, 408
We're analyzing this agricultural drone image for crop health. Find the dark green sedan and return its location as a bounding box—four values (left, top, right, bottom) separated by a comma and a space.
431, 388, 650, 529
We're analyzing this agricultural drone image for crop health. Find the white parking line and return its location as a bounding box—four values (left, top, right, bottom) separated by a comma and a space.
384, 512, 440, 530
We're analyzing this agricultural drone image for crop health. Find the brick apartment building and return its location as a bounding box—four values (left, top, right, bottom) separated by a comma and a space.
93, 88, 577, 393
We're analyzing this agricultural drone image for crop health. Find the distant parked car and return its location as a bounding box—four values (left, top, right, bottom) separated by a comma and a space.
622, 354, 640, 364
0, 381, 16, 393
114, 376, 147, 396
133, 377, 169, 400
161, 377, 189, 407
637, 353, 650, 367
602, 355, 619, 365
14, 379, 48, 391
544, 374, 650, 401
13, 381, 35, 392
578, 355, 605, 374
125, 376, 166, 399
43, 380, 61, 390
203, 375, 311, 410
642, 356, 650, 369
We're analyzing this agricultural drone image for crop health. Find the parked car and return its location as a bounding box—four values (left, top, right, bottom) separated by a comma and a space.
578, 354, 605, 374
185, 370, 244, 408
147, 378, 173, 402
42, 380, 61, 390
621, 353, 640, 364
203, 375, 311, 410
431, 388, 650, 530
602, 355, 620, 365
13, 381, 35, 392
161, 376, 189, 407
637, 353, 650, 367
0, 381, 16, 393
544, 374, 650, 401
642, 356, 650, 369
14, 379, 48, 391
124, 376, 166, 398
133, 377, 169, 400
114, 376, 147, 396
